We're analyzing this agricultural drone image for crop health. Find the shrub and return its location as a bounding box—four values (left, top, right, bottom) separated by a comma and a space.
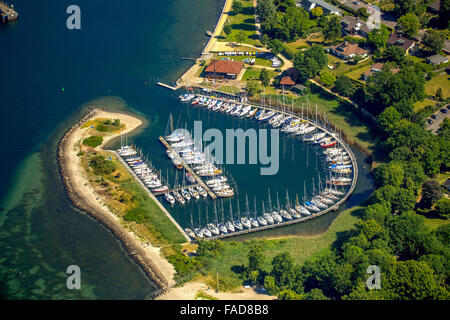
82, 136, 103, 148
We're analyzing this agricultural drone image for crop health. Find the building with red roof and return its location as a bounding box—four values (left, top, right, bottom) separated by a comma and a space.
204, 59, 244, 79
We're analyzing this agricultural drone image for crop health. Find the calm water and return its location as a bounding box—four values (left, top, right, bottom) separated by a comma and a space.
0, 0, 373, 299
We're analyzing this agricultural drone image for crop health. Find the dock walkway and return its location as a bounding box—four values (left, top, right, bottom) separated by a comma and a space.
158, 136, 217, 200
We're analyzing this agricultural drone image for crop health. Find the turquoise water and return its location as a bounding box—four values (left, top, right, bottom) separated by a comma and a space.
0, 0, 374, 299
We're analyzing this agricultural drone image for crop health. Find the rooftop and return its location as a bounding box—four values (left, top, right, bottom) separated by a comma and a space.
297, 0, 342, 13
426, 54, 449, 65
280, 76, 295, 86
387, 33, 415, 51
333, 41, 369, 56
204, 60, 244, 75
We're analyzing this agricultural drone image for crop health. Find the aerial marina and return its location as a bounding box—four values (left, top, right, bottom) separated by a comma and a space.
112, 89, 358, 241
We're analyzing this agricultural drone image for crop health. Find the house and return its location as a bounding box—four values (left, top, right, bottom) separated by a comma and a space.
363, 63, 400, 80
387, 32, 416, 55
340, 15, 371, 38
329, 41, 369, 60
426, 54, 449, 66
297, 0, 342, 15
204, 60, 244, 79
280, 76, 296, 89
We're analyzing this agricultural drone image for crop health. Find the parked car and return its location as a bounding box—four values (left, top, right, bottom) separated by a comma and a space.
441, 108, 448, 114
427, 119, 433, 124
431, 114, 437, 119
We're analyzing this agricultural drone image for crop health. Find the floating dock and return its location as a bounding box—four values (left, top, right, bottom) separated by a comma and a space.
158, 136, 217, 200
0, 1, 18, 23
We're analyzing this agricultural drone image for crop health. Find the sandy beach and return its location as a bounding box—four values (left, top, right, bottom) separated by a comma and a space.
157, 281, 275, 300
59, 108, 176, 290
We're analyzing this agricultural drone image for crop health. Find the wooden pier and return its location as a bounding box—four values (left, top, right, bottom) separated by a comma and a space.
157, 82, 179, 91
184, 92, 359, 241
0, 1, 18, 23
158, 136, 217, 200
110, 150, 191, 242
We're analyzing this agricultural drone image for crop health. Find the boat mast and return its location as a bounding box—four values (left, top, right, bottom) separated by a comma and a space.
267, 188, 272, 212
229, 200, 233, 221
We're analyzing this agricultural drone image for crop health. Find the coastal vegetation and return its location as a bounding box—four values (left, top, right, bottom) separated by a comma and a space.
82, 136, 103, 148
77, 119, 186, 247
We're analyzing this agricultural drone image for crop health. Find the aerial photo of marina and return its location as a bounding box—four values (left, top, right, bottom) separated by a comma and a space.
0, 0, 449, 302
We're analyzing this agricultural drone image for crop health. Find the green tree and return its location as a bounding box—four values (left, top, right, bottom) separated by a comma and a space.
294, 45, 327, 82
259, 68, 270, 87
363, 203, 392, 225
271, 252, 296, 288
257, 0, 276, 22
232, 0, 243, 14
356, 7, 369, 19
397, 13, 420, 38
420, 180, 443, 209
82, 135, 103, 148
278, 289, 303, 300
434, 198, 450, 219
268, 39, 284, 55
384, 260, 445, 299
224, 24, 232, 35
395, 0, 422, 16
377, 106, 401, 133
248, 244, 265, 271
264, 275, 277, 295
235, 30, 246, 44
383, 45, 405, 65
246, 80, 261, 96
374, 161, 404, 187
311, 6, 323, 18
334, 75, 355, 97
436, 88, 443, 101
422, 29, 445, 54
323, 15, 342, 42
303, 288, 329, 300
319, 71, 336, 87
367, 25, 390, 49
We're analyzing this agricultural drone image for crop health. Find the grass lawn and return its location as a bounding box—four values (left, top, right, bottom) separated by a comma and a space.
241, 68, 278, 81
324, 55, 373, 82
425, 72, 450, 99
202, 207, 363, 286
214, 54, 273, 67
284, 35, 323, 54
218, 85, 241, 94
413, 99, 436, 112
219, 1, 261, 46
424, 217, 450, 230
435, 172, 450, 184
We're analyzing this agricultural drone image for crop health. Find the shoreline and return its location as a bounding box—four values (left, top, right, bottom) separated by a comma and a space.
57, 107, 175, 294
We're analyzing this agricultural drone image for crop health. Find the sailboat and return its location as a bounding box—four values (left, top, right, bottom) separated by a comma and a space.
264, 190, 275, 224
206, 206, 220, 236
185, 212, 196, 239
231, 200, 244, 231
272, 192, 283, 223
257, 199, 268, 226
217, 202, 228, 234
224, 200, 236, 232
238, 199, 251, 229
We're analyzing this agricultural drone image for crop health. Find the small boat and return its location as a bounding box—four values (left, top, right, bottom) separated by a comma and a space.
240, 216, 251, 229
271, 211, 283, 223
225, 221, 235, 232
250, 217, 259, 228
173, 191, 185, 204
263, 213, 274, 224
304, 201, 320, 212
247, 108, 258, 118
196, 185, 208, 197
202, 228, 212, 237
207, 223, 220, 236
257, 216, 268, 226
194, 228, 204, 238
295, 205, 310, 216
181, 189, 191, 201
164, 193, 175, 205
188, 187, 200, 200
279, 210, 293, 221
289, 208, 301, 219
185, 228, 196, 239
218, 223, 228, 234
233, 219, 244, 231
153, 185, 169, 193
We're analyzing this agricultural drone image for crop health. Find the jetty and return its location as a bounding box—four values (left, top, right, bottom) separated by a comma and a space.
110, 150, 191, 242
0, 1, 18, 23
159, 136, 217, 199
157, 82, 179, 91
